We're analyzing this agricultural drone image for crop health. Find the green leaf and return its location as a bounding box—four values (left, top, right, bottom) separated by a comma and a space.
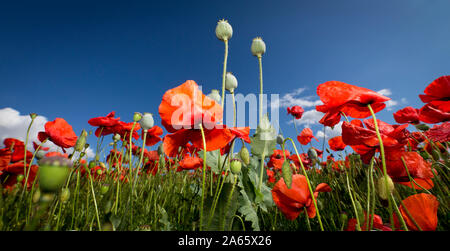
202, 182, 239, 230
238, 189, 260, 231
198, 149, 226, 174
158, 205, 172, 231
282, 161, 292, 189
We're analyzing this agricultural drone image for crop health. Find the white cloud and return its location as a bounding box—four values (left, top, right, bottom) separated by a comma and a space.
287, 109, 324, 127
0, 107, 95, 160
316, 121, 343, 140
377, 89, 392, 96
271, 87, 323, 109
377, 89, 404, 111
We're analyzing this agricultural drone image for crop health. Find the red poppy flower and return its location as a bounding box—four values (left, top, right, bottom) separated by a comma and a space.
178, 155, 203, 171
220, 127, 251, 155
106, 150, 123, 168
267, 149, 290, 170
316, 81, 390, 127
346, 212, 392, 231
88, 111, 121, 127
328, 136, 346, 151
38, 118, 77, 152
45, 152, 69, 158
272, 174, 331, 220
289, 153, 312, 170
267, 169, 276, 183
424, 121, 450, 143
33, 142, 50, 151
287, 106, 304, 120
393, 107, 420, 124
385, 149, 434, 183
0, 162, 38, 190
418, 76, 450, 124
393, 193, 439, 231
297, 128, 318, 145
159, 81, 234, 157
0, 148, 11, 169
3, 138, 33, 163
142, 125, 164, 147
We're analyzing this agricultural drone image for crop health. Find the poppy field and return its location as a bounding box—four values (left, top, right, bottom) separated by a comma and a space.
0, 19, 449, 232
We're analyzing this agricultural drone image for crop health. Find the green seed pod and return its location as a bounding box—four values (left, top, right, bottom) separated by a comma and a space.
376, 175, 395, 200
230, 159, 242, 175
16, 174, 24, 183
308, 147, 318, 162
38, 156, 72, 193
225, 72, 238, 93
75, 129, 88, 152
282, 161, 292, 189
251, 37, 266, 57
60, 188, 70, 203
40, 193, 55, 203
32, 189, 41, 203
140, 113, 154, 131
414, 124, 430, 131
207, 89, 221, 104
239, 147, 250, 165
133, 112, 142, 122
276, 134, 284, 145
101, 184, 110, 195
355, 200, 364, 224
215, 19, 233, 41
88, 161, 96, 169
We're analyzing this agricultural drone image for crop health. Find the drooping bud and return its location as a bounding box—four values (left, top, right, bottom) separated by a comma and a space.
29, 113, 37, 120
157, 144, 164, 156
308, 147, 319, 162
17, 174, 24, 183
276, 134, 284, 145
36, 150, 46, 160
225, 72, 238, 93
60, 188, 70, 203
140, 113, 154, 131
215, 19, 233, 41
38, 156, 72, 193
207, 89, 221, 104
251, 37, 266, 57
133, 112, 142, 122
32, 189, 41, 203
376, 175, 395, 200
75, 129, 88, 152
239, 147, 250, 165
340, 213, 348, 230
113, 133, 121, 142
230, 159, 242, 175
355, 200, 365, 225
281, 161, 292, 189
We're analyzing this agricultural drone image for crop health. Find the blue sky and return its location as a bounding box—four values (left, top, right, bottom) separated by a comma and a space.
1, 0, 449, 157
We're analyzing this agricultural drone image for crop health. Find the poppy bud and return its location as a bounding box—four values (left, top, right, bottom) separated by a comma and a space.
281, 161, 292, 189
414, 124, 429, 131
75, 129, 87, 152
96, 169, 103, 176
355, 200, 364, 224
207, 89, 221, 104
276, 134, 284, 145
80, 152, 85, 158
40, 193, 55, 203
340, 213, 348, 229
89, 161, 96, 169
17, 174, 24, 183
113, 133, 121, 142
36, 150, 46, 160
140, 113, 154, 131
225, 72, 238, 93
239, 147, 250, 165
38, 156, 72, 193
104, 200, 112, 213
101, 184, 110, 195
99, 162, 106, 169
230, 159, 242, 175
215, 19, 233, 41
308, 147, 318, 162
30, 113, 37, 120
133, 112, 142, 122
32, 189, 41, 203
251, 37, 266, 57
60, 188, 70, 203
376, 175, 395, 200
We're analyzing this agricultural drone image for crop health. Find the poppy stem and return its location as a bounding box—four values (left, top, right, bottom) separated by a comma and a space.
23, 116, 35, 190
221, 39, 229, 108
199, 124, 207, 231
258, 55, 263, 124
367, 104, 408, 231
132, 130, 148, 197
344, 167, 362, 231
221, 174, 238, 230
284, 137, 325, 231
